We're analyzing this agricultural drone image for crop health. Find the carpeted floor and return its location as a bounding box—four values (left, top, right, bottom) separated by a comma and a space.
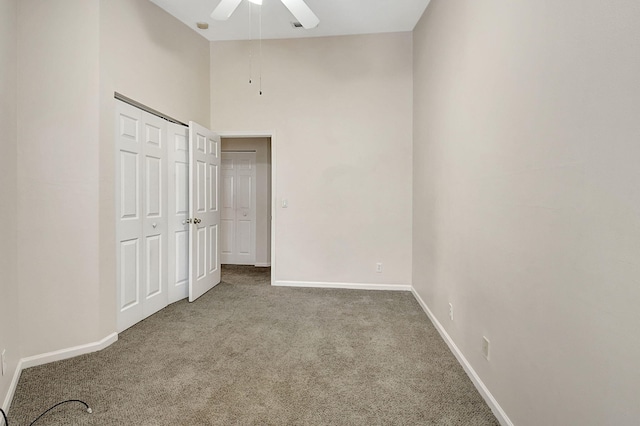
8, 266, 498, 425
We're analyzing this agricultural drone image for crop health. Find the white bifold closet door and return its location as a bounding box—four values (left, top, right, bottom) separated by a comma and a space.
116, 101, 168, 332
116, 101, 221, 331
167, 123, 190, 303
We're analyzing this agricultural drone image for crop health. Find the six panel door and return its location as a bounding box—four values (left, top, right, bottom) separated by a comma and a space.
221, 151, 257, 265
188, 122, 221, 302
116, 101, 168, 332
167, 123, 190, 304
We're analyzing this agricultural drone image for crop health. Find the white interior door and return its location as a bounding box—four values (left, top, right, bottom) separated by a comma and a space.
167, 123, 190, 303
188, 122, 221, 302
116, 101, 168, 332
116, 102, 143, 331
221, 151, 257, 265
141, 113, 168, 317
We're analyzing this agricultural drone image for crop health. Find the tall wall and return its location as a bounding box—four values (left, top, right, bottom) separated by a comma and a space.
99, 0, 211, 336
211, 33, 413, 287
99, 0, 210, 126
221, 138, 272, 267
5, 0, 212, 367
0, 0, 19, 411
16, 0, 101, 357
412, 1, 640, 424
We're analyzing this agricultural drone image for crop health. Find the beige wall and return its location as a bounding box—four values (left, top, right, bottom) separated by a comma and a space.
211, 33, 413, 286
99, 0, 211, 336
222, 138, 272, 266
413, 1, 640, 424
0, 0, 18, 410
17, 0, 102, 357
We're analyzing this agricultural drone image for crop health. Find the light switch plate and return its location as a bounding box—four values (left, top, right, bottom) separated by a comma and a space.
482, 337, 490, 360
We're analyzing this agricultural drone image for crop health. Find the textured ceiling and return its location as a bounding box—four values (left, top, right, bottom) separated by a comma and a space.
150, 0, 432, 41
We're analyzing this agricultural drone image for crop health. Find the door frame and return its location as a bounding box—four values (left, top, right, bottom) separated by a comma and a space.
216, 131, 276, 286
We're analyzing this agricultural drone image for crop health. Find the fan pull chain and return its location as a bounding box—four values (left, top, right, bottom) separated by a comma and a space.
249, 2, 253, 84
259, 3, 263, 96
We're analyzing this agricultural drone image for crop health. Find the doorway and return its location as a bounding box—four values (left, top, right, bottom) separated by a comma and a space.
221, 137, 272, 268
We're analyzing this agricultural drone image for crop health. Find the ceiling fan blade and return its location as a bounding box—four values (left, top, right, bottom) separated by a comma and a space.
211, 0, 243, 20
280, 0, 319, 29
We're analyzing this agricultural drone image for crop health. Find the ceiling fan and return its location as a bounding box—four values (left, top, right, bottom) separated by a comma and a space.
211, 0, 319, 29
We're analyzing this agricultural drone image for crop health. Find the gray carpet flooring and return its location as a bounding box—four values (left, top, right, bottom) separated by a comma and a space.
8, 266, 498, 425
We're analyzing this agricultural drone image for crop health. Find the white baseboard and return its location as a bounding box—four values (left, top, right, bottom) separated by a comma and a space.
410, 288, 513, 426
2, 332, 118, 413
274, 280, 412, 291
20, 332, 118, 370
254, 263, 271, 268
2, 362, 22, 413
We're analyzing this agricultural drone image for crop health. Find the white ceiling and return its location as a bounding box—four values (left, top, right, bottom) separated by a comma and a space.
150, 0, 432, 41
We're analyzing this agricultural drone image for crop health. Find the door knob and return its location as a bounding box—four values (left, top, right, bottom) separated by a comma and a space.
152, 223, 157, 228
243, 211, 247, 217
194, 218, 201, 224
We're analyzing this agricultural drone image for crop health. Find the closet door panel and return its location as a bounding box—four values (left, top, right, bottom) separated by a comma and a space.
167, 123, 190, 303
116, 102, 144, 331
116, 100, 169, 331
141, 113, 168, 318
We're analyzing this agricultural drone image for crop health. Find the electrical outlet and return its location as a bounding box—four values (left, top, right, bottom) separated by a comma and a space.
375, 262, 383, 273
449, 303, 453, 321
1, 349, 6, 376
482, 337, 490, 360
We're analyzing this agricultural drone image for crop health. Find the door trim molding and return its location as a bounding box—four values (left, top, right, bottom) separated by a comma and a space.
217, 131, 276, 286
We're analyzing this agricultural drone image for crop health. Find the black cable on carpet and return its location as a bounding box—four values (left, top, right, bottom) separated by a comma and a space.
0, 399, 91, 425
